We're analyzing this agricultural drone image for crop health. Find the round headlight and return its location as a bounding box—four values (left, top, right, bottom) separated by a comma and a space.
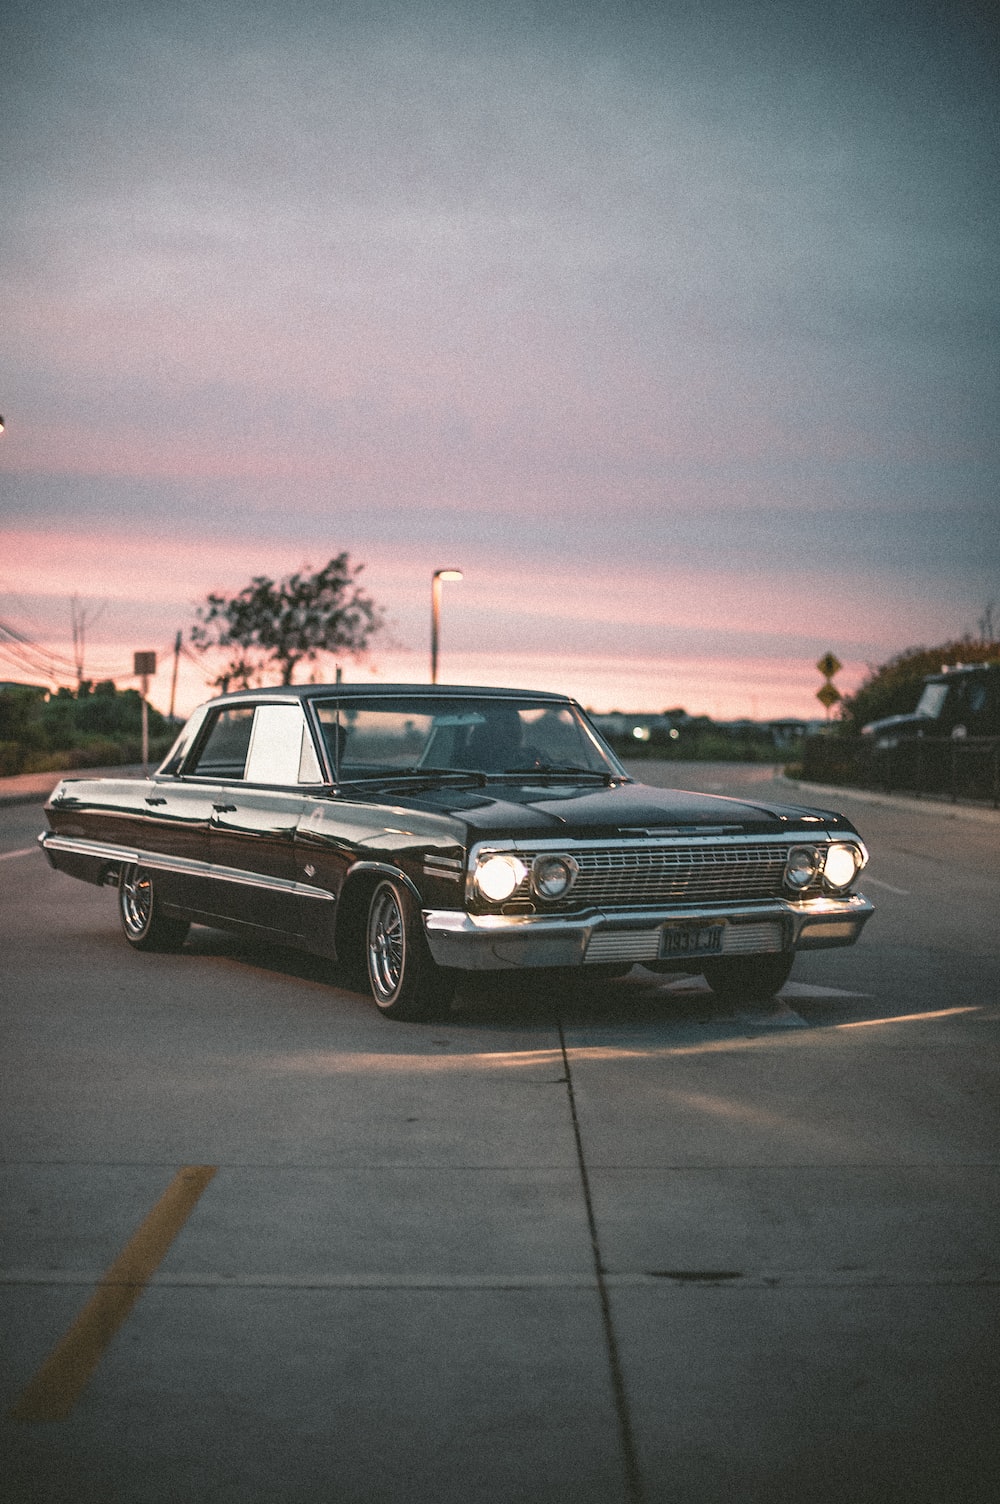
784, 846, 821, 890
531, 854, 579, 901
823, 842, 862, 892
474, 853, 528, 903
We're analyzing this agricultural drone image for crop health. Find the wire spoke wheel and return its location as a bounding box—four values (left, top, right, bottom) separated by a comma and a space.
118, 864, 189, 952
365, 877, 456, 1020
121, 867, 154, 938
368, 884, 406, 1001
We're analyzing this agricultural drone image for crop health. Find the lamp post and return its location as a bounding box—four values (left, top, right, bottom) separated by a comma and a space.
430, 569, 463, 684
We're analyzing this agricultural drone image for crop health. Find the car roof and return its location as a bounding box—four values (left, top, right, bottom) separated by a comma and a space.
207, 683, 574, 707
927, 663, 1000, 682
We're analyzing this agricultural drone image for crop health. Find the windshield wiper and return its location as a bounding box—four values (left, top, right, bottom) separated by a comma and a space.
498, 764, 617, 784
338, 767, 488, 790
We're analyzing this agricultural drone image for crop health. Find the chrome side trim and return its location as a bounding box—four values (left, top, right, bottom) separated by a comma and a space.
41, 832, 145, 868
39, 833, 336, 904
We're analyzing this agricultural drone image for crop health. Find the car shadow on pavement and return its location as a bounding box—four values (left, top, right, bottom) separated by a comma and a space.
177, 914, 944, 1046
174, 922, 888, 1041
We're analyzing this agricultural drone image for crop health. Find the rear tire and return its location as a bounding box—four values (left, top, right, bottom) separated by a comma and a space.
118, 865, 190, 952
701, 952, 794, 1003
365, 877, 456, 1020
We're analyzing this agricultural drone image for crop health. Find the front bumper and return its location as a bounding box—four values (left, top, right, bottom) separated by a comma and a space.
423, 893, 874, 972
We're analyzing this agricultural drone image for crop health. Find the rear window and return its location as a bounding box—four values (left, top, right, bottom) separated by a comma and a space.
190, 707, 255, 778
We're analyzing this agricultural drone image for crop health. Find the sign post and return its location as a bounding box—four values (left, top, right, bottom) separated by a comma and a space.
134, 652, 157, 771
816, 653, 842, 721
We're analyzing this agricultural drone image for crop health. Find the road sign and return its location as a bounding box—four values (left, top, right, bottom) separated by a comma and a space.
816, 652, 842, 679
133, 653, 157, 772
816, 683, 842, 709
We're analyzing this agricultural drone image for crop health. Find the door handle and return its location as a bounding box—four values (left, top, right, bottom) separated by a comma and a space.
212, 803, 238, 813
144, 796, 167, 806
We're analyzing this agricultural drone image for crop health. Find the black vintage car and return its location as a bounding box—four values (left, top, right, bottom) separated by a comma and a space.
862, 663, 1000, 747
40, 684, 874, 1019
858, 663, 1000, 797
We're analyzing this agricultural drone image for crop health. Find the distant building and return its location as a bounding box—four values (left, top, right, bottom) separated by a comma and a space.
588, 710, 824, 754
767, 718, 822, 749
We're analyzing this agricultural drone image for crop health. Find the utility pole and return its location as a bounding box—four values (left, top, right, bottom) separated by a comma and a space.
70, 596, 106, 692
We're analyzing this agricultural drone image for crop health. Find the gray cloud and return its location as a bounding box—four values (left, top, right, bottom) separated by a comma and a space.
2, 0, 997, 705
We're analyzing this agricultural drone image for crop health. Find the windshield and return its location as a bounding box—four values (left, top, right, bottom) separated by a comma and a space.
311, 696, 624, 781
915, 682, 949, 720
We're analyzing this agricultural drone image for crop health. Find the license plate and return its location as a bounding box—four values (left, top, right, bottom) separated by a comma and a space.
659, 923, 724, 959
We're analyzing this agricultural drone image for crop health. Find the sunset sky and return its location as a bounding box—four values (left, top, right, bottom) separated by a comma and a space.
2, 0, 997, 720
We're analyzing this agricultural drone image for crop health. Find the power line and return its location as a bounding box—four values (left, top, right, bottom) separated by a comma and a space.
0, 616, 223, 695
0, 619, 129, 684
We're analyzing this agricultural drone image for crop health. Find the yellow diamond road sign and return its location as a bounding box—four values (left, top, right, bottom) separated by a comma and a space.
816, 652, 842, 679
816, 683, 842, 708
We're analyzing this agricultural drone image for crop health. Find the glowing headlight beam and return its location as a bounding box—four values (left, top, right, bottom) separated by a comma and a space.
824, 842, 865, 892
475, 853, 528, 902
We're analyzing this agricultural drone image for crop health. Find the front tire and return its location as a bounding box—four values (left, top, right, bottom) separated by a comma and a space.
118, 865, 190, 952
701, 952, 794, 1004
365, 878, 456, 1020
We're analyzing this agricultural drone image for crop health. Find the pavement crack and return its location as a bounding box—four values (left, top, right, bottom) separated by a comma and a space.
558, 1015, 646, 1504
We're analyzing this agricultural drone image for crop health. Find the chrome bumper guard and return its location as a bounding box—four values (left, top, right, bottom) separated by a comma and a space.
423, 893, 874, 972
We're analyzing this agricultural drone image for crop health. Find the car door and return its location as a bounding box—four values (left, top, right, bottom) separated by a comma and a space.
205, 701, 325, 938
138, 704, 239, 914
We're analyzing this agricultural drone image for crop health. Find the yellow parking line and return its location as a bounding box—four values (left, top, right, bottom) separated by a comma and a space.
10, 1165, 216, 1423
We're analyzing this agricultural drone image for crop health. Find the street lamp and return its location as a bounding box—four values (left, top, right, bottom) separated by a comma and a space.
430, 569, 463, 684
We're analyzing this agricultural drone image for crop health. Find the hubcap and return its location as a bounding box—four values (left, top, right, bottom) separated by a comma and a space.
368, 887, 404, 1002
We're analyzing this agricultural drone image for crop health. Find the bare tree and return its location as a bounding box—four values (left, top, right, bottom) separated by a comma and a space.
70, 596, 106, 691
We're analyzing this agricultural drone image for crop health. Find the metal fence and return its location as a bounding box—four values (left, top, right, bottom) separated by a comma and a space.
801, 734, 1000, 809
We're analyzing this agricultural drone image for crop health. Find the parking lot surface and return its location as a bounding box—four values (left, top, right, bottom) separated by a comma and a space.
2, 764, 998, 1502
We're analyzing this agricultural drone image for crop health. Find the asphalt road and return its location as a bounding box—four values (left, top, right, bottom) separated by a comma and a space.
2, 764, 998, 1504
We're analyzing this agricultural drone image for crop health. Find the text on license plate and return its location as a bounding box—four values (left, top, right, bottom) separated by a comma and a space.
659, 923, 724, 959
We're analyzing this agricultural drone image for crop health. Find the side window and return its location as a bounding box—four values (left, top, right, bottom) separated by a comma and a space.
244, 704, 323, 785
157, 705, 210, 776
189, 707, 255, 778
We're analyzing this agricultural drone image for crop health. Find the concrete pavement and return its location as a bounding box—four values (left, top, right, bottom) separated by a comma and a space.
2, 763, 998, 1502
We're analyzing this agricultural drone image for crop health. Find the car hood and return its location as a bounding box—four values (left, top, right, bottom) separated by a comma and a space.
406, 778, 855, 838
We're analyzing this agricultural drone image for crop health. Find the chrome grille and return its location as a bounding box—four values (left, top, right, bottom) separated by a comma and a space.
515, 842, 792, 908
